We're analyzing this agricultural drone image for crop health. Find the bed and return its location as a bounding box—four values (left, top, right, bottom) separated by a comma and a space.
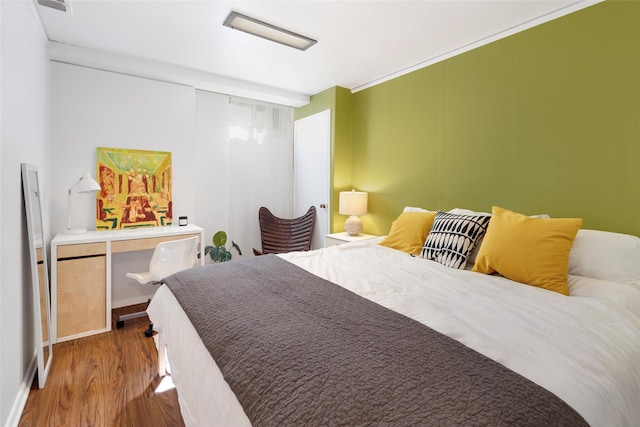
147, 206, 640, 426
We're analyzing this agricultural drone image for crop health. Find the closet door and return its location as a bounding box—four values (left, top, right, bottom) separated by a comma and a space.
293, 109, 330, 249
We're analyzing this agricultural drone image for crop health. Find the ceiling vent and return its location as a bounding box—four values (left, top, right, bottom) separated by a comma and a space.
37, 0, 72, 13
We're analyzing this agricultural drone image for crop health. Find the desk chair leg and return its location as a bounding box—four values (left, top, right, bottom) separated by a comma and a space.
144, 323, 154, 338
115, 298, 154, 335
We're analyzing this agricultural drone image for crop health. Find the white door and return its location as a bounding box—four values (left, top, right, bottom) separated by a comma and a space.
293, 109, 330, 249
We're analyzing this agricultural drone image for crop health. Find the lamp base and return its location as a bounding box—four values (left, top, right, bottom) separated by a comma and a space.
63, 228, 87, 235
344, 216, 362, 236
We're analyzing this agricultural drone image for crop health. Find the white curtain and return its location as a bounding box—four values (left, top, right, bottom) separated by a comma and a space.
194, 91, 293, 259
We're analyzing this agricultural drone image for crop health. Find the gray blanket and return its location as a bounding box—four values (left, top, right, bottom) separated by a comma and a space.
163, 254, 588, 426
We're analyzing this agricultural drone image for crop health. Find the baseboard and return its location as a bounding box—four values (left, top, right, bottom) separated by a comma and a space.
4, 352, 37, 427
112, 296, 151, 309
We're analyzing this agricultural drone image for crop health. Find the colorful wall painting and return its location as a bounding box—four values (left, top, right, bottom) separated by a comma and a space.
96, 147, 172, 230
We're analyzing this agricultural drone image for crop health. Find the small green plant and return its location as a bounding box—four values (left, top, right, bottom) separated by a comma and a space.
204, 230, 242, 263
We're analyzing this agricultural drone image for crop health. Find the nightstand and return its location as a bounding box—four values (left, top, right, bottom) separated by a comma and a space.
324, 232, 378, 247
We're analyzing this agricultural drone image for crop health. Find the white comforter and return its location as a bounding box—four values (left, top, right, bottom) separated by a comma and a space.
148, 240, 640, 427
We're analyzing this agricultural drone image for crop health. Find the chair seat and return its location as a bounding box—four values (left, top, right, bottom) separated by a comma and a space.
126, 271, 161, 284
119, 236, 200, 334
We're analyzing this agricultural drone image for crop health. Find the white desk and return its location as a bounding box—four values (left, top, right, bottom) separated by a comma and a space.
51, 224, 204, 343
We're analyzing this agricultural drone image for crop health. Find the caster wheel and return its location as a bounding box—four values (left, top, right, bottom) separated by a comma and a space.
144, 323, 154, 338
116, 320, 124, 329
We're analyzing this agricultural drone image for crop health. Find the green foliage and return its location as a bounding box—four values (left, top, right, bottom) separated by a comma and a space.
204, 230, 242, 263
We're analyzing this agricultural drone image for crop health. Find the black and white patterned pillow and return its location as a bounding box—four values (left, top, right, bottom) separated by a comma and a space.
421, 211, 491, 269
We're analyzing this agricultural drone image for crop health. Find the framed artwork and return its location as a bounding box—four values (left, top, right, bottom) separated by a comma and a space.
96, 147, 172, 230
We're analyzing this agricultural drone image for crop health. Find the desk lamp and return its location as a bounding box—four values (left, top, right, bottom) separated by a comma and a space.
63, 172, 101, 235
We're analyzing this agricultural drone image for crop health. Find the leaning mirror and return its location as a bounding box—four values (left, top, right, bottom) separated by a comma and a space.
21, 163, 52, 388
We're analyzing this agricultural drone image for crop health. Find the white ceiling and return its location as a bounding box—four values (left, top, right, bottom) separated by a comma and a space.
34, 0, 600, 106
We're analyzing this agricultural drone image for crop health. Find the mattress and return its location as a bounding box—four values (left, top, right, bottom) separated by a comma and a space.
147, 239, 640, 426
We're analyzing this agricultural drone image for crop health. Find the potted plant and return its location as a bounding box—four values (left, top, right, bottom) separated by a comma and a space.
204, 230, 242, 263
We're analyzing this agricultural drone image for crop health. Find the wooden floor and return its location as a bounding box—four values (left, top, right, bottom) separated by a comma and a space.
19, 304, 185, 427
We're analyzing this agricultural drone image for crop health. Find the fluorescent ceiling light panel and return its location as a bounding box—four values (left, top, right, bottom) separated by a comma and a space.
223, 11, 317, 51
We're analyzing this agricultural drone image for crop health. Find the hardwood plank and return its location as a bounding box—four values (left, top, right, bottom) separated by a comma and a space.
19, 305, 185, 427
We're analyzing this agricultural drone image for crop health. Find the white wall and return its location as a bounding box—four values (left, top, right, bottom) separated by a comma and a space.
51, 62, 197, 307
50, 65, 293, 307
0, 2, 51, 427
51, 62, 197, 234
194, 91, 231, 249
195, 90, 294, 258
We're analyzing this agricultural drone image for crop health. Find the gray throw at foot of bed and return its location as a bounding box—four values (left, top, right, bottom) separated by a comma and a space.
163, 254, 588, 427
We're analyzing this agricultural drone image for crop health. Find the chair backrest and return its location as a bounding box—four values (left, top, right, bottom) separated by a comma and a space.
257, 206, 316, 254
148, 236, 199, 281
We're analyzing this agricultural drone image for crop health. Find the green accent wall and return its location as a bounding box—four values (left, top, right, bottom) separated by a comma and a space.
299, 1, 640, 236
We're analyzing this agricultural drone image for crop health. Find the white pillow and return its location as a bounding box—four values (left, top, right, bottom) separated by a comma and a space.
404, 207, 496, 216
448, 208, 492, 216
448, 207, 549, 219
403, 206, 432, 213
568, 229, 640, 286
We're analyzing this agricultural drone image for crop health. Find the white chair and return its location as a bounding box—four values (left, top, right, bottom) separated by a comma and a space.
116, 236, 199, 336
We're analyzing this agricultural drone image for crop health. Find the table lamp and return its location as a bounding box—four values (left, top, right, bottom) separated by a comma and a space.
63, 172, 101, 234
339, 190, 368, 236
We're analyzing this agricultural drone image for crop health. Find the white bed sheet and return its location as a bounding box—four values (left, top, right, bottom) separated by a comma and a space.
147, 240, 640, 427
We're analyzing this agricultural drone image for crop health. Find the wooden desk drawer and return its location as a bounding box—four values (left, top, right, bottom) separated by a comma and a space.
57, 242, 106, 259
111, 233, 201, 253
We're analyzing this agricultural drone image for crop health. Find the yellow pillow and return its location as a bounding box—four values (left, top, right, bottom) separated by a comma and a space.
379, 211, 437, 255
472, 206, 582, 295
